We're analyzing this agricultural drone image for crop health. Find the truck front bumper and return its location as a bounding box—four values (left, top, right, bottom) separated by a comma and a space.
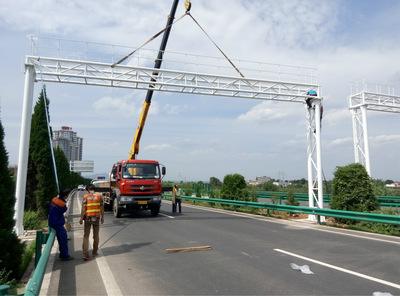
118, 195, 161, 208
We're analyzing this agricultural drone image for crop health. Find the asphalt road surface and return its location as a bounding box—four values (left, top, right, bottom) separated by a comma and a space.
46, 191, 400, 295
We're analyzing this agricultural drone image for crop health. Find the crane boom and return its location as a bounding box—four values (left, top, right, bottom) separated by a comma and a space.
128, 0, 180, 159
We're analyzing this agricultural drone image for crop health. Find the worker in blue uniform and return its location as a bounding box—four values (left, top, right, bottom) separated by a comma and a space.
48, 189, 73, 261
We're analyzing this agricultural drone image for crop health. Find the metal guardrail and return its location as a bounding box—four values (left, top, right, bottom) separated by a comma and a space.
25, 229, 55, 296
256, 191, 400, 206
164, 194, 400, 225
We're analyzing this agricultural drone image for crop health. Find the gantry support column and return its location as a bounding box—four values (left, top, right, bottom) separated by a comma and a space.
306, 98, 324, 221
350, 103, 371, 176
14, 65, 35, 236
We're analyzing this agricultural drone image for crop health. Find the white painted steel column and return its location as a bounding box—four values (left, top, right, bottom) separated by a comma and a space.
360, 105, 371, 175
306, 106, 315, 209
14, 65, 35, 236
314, 100, 324, 210
351, 109, 360, 163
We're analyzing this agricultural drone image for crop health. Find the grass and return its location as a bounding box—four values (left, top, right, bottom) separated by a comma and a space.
19, 241, 35, 278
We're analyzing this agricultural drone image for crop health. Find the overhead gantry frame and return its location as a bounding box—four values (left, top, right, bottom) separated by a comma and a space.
14, 55, 324, 235
349, 88, 400, 175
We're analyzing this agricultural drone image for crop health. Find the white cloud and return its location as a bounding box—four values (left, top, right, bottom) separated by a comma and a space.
143, 143, 173, 151
92, 95, 135, 117
163, 103, 189, 115
327, 137, 352, 147
237, 101, 297, 123
371, 134, 400, 146
323, 108, 351, 126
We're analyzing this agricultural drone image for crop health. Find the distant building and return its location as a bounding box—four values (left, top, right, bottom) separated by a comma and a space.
52, 126, 83, 162
386, 182, 400, 188
248, 176, 272, 186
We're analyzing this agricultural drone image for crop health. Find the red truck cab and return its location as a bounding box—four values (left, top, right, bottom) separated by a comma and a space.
109, 159, 166, 217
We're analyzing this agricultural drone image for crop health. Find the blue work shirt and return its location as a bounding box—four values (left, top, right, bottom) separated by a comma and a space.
48, 198, 67, 228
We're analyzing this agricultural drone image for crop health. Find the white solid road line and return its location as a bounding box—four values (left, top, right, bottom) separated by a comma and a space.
274, 248, 400, 290
159, 212, 175, 219
76, 194, 123, 295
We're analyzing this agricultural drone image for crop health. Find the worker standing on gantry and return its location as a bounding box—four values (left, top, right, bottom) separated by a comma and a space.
306, 89, 323, 129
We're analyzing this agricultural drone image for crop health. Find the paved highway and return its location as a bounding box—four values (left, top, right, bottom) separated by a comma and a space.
44, 191, 400, 295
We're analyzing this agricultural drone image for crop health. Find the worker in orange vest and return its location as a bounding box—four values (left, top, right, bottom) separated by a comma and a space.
79, 184, 104, 260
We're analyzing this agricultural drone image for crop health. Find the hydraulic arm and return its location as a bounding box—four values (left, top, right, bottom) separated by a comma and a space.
128, 0, 180, 159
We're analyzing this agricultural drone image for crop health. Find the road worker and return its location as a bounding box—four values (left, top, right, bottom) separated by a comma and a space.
172, 184, 182, 213
79, 184, 104, 260
48, 189, 73, 261
306, 89, 323, 130
306, 89, 318, 109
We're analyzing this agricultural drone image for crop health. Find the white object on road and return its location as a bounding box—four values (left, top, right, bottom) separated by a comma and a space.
290, 263, 314, 274
373, 292, 393, 296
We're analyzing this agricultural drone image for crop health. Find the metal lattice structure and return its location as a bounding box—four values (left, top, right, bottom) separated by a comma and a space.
14, 39, 324, 235
27, 56, 317, 103
349, 83, 400, 175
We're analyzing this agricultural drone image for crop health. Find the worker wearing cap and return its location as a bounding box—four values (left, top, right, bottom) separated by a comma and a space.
48, 189, 73, 261
306, 89, 318, 109
172, 184, 182, 213
79, 184, 104, 260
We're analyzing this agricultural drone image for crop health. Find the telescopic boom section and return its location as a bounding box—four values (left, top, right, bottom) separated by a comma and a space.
128, 0, 180, 160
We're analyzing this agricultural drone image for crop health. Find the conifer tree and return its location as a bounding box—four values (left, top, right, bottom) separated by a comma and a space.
0, 117, 23, 280
25, 86, 57, 217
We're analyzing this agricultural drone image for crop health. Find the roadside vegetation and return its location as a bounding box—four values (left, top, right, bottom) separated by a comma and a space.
0, 115, 24, 286
165, 164, 399, 237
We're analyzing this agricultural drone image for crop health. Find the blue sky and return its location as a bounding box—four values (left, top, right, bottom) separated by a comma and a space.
1, 0, 399, 181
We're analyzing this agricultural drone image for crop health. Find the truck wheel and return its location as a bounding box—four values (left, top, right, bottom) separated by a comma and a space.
151, 206, 160, 217
113, 199, 122, 218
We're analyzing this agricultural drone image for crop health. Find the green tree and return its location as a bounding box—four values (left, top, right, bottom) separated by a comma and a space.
25, 86, 57, 217
263, 181, 278, 191
54, 146, 71, 189
0, 118, 23, 280
209, 177, 222, 187
331, 163, 378, 215
221, 173, 252, 201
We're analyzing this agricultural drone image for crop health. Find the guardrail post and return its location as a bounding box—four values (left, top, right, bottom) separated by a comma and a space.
35, 230, 43, 267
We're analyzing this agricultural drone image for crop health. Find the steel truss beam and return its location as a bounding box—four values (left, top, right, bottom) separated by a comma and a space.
349, 91, 400, 175
15, 55, 324, 234
26, 56, 318, 103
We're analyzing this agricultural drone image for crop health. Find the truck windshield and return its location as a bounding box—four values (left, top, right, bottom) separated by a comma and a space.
122, 163, 160, 179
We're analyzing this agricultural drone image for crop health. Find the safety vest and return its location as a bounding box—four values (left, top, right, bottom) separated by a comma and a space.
84, 193, 101, 217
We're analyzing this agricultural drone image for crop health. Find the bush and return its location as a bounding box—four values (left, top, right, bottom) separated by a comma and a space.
0, 230, 23, 280
331, 163, 378, 224
285, 190, 299, 206
221, 173, 249, 200
263, 181, 278, 191
24, 210, 45, 230
19, 241, 35, 278
355, 208, 400, 236
0, 268, 12, 285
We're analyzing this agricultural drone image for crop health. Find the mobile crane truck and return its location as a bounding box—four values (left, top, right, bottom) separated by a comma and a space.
102, 0, 184, 217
